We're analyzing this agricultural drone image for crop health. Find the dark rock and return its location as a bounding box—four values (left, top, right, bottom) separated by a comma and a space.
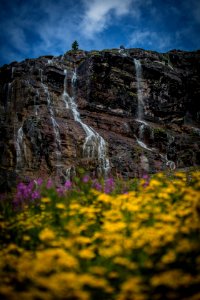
0, 48, 200, 189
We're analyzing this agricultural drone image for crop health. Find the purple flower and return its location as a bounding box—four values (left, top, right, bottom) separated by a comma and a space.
28, 181, 34, 190
57, 186, 65, 196
142, 173, 150, 187
46, 179, 53, 189
142, 174, 149, 180
31, 190, 40, 200
104, 177, 115, 193
36, 178, 43, 186
64, 180, 72, 190
83, 175, 90, 183
104, 187, 111, 194
14, 179, 41, 206
92, 180, 102, 191
106, 178, 115, 186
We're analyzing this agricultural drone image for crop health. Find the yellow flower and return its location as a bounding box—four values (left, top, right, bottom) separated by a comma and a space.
161, 250, 176, 264
102, 221, 126, 233
78, 248, 95, 260
151, 270, 195, 288
34, 272, 87, 299
99, 244, 122, 257
114, 257, 136, 269
39, 204, 45, 210
41, 197, 51, 203
122, 202, 140, 212
98, 193, 113, 204
70, 203, 81, 210
75, 236, 91, 245
108, 271, 119, 279
28, 249, 79, 277
117, 277, 145, 300
39, 228, 55, 241
157, 192, 170, 200
176, 239, 196, 253
79, 274, 112, 292
22, 235, 31, 241
89, 266, 106, 275
149, 179, 161, 187
55, 203, 66, 210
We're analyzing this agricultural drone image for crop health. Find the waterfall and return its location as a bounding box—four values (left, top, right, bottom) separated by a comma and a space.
62, 69, 110, 176
16, 127, 24, 170
134, 58, 151, 151
34, 89, 39, 116
39, 69, 43, 83
192, 126, 200, 136
136, 139, 153, 152
66, 167, 71, 180
134, 59, 144, 121
134, 59, 176, 170
62, 69, 69, 109
7, 82, 12, 108
118, 49, 127, 57
166, 159, 176, 170
160, 154, 176, 170
40, 69, 62, 175
12, 67, 15, 79
41, 83, 61, 154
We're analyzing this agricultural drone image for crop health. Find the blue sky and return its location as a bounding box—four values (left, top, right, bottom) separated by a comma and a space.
0, 0, 200, 66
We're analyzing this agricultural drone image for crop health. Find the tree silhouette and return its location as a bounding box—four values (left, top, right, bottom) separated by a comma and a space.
71, 40, 79, 51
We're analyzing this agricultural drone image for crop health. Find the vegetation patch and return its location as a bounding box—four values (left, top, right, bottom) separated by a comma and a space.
0, 170, 200, 299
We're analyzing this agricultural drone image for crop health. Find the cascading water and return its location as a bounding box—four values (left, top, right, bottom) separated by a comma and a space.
34, 89, 39, 116
66, 167, 71, 180
6, 82, 12, 108
12, 67, 15, 79
62, 69, 69, 109
16, 127, 24, 170
39, 69, 43, 83
62, 69, 110, 176
192, 126, 200, 136
134, 59, 176, 170
134, 58, 151, 150
39, 69, 62, 176
160, 154, 176, 170
118, 48, 127, 57
134, 59, 144, 121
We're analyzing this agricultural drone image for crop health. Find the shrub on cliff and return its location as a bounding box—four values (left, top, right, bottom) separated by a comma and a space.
71, 40, 79, 51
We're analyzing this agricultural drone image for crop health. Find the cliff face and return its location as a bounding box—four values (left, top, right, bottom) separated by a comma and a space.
0, 48, 200, 190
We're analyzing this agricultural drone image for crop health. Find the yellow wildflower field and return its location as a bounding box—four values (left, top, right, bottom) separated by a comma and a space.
0, 171, 200, 299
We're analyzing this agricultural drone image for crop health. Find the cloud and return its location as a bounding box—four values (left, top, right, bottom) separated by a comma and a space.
128, 30, 171, 51
0, 0, 199, 66
8, 27, 29, 53
27, 0, 82, 54
0, 0, 84, 64
80, 0, 133, 39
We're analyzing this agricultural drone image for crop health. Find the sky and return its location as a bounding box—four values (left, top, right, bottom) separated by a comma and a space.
0, 0, 200, 66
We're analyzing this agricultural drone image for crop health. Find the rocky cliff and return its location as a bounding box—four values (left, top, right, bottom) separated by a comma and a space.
1, 48, 200, 190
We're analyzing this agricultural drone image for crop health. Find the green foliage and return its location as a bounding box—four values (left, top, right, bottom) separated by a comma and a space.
71, 40, 79, 51
153, 127, 167, 135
